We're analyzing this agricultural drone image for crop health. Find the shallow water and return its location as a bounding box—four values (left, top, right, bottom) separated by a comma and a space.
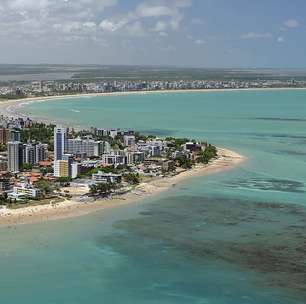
2, 89, 306, 303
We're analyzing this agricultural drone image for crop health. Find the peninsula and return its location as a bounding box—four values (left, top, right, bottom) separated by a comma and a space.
0, 115, 244, 226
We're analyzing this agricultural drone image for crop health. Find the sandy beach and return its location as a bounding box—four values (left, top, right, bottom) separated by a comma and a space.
0, 148, 245, 227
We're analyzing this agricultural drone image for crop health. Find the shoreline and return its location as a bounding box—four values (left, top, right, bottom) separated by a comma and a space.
0, 148, 245, 227
1, 87, 306, 126
0, 87, 250, 226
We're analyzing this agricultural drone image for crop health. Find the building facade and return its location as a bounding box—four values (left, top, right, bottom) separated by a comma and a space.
54, 126, 68, 161
7, 141, 22, 173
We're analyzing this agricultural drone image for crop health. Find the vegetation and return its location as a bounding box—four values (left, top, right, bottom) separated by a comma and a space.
20, 163, 33, 171
40, 166, 54, 175
175, 155, 194, 169
0, 144, 6, 152
198, 145, 218, 164
89, 182, 116, 197
134, 132, 157, 142
57, 177, 72, 185
166, 137, 190, 149
123, 173, 140, 185
35, 179, 53, 194
20, 123, 55, 144
0, 193, 8, 205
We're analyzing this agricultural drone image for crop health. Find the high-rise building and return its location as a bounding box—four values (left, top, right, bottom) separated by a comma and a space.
35, 144, 48, 164
67, 138, 95, 157
10, 130, 21, 142
67, 138, 110, 158
53, 160, 69, 178
71, 163, 81, 179
63, 154, 73, 177
0, 128, 11, 145
54, 126, 68, 161
23, 144, 35, 165
54, 154, 74, 178
102, 141, 111, 154
7, 141, 22, 173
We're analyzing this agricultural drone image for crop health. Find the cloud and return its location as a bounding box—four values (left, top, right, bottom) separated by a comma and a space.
241, 32, 272, 39
284, 19, 299, 28
0, 0, 118, 42
152, 21, 168, 32
277, 36, 285, 43
99, 0, 191, 37
136, 4, 173, 18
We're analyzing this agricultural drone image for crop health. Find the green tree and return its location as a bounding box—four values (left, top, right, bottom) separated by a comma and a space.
175, 156, 193, 169
58, 177, 72, 185
36, 179, 53, 194
198, 145, 217, 164
21, 163, 33, 171
123, 173, 140, 185
89, 182, 115, 197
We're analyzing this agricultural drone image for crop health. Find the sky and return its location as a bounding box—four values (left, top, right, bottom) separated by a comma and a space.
0, 0, 305, 68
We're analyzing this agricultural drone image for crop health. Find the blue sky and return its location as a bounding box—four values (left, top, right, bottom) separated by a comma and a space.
0, 0, 305, 68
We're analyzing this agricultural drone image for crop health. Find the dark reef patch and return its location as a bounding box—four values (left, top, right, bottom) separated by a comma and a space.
275, 149, 306, 156
99, 196, 306, 298
140, 129, 176, 137
254, 117, 306, 122
225, 178, 305, 193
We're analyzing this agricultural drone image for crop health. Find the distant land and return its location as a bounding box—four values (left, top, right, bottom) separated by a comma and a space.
1, 64, 306, 83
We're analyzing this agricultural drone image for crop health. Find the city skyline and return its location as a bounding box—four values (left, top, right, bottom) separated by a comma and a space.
0, 0, 305, 68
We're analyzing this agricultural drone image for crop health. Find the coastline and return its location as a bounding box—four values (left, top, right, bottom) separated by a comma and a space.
0, 148, 245, 227
0, 88, 249, 226
1, 87, 306, 125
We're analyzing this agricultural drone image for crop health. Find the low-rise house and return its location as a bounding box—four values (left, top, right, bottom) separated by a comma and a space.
8, 183, 42, 200
102, 154, 125, 166
183, 142, 202, 152
123, 135, 136, 147
92, 171, 122, 184
22, 172, 43, 184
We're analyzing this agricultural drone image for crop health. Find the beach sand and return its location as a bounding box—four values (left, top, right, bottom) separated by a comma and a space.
0, 148, 245, 227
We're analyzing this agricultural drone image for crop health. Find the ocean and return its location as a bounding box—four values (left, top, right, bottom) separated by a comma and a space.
1, 89, 306, 303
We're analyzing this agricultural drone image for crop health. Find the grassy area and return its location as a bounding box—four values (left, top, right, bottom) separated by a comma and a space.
8, 197, 65, 209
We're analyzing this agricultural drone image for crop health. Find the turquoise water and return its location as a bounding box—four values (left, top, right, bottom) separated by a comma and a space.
2, 90, 306, 303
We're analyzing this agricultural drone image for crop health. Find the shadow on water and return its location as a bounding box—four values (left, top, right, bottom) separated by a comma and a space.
98, 195, 306, 300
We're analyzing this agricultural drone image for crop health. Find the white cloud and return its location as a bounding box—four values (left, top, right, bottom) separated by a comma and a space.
136, 4, 173, 18
241, 32, 272, 39
277, 36, 285, 43
152, 21, 167, 32
8, 0, 50, 11
98, 0, 191, 37
284, 19, 299, 28
100, 20, 118, 32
